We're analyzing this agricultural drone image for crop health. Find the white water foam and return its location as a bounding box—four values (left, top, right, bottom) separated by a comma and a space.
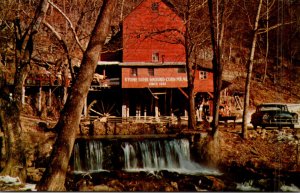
280, 184, 300, 192
236, 180, 260, 191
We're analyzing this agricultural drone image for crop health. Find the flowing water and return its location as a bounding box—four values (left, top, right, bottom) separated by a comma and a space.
73, 140, 105, 173
73, 138, 219, 175
71, 138, 300, 191
121, 139, 219, 175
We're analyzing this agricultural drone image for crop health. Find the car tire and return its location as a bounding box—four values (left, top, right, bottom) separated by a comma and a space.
290, 124, 294, 129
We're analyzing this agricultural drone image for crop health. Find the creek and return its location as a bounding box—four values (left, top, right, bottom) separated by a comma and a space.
67, 137, 300, 191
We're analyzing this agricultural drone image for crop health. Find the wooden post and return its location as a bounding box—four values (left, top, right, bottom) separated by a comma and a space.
126, 105, 129, 118
38, 86, 42, 112
21, 85, 25, 106
155, 99, 159, 118
122, 104, 127, 117
63, 87, 67, 105
83, 97, 87, 117
49, 87, 52, 107
170, 89, 172, 116
144, 107, 147, 120
296, 140, 300, 166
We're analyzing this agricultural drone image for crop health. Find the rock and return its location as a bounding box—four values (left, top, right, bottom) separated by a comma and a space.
107, 179, 125, 191
206, 176, 225, 191
93, 120, 106, 135
164, 186, 174, 192
171, 181, 178, 190
93, 185, 116, 192
156, 125, 168, 134
27, 167, 42, 182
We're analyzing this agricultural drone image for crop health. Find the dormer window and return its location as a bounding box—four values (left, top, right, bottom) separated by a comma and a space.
152, 52, 159, 62
151, 2, 159, 11
200, 71, 207, 79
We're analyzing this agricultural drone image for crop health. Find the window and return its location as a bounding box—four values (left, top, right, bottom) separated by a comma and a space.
131, 68, 138, 76
178, 67, 186, 73
148, 68, 154, 76
151, 2, 159, 11
152, 52, 159, 62
200, 71, 207, 79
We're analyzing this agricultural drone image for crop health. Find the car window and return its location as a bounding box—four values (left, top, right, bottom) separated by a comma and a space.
258, 106, 282, 111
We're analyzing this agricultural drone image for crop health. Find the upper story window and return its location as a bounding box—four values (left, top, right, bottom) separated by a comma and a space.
200, 71, 207, 79
152, 52, 159, 62
151, 2, 159, 11
178, 67, 186, 73
148, 68, 154, 76
131, 68, 138, 76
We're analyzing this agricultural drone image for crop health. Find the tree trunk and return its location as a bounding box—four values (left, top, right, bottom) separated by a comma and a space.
208, 0, 224, 138
262, 0, 269, 83
242, 0, 263, 139
36, 0, 117, 191
185, 0, 196, 130
0, 97, 26, 182
0, 0, 49, 182
186, 61, 196, 130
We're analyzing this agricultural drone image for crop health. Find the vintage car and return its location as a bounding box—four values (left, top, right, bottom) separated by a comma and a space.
251, 103, 298, 129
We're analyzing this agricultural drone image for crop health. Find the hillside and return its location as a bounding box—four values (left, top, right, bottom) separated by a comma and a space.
223, 60, 300, 109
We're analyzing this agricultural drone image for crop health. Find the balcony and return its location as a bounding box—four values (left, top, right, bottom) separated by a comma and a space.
89, 78, 120, 91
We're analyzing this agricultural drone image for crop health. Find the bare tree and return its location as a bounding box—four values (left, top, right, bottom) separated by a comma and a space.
0, 0, 49, 182
164, 0, 210, 130
37, 0, 118, 190
242, 0, 263, 139
207, 0, 225, 137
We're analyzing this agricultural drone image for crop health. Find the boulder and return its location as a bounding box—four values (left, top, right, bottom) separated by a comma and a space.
93, 185, 116, 192
205, 176, 225, 191
93, 120, 106, 135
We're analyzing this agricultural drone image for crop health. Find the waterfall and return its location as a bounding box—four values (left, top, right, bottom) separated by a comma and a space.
73, 140, 104, 173
122, 139, 220, 175
73, 138, 220, 175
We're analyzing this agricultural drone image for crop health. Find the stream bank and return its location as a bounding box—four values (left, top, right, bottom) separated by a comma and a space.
1, 115, 299, 191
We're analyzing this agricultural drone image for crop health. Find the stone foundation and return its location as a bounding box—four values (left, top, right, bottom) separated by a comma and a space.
78, 119, 184, 136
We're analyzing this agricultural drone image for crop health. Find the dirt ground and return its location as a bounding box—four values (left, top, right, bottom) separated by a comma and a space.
217, 124, 300, 172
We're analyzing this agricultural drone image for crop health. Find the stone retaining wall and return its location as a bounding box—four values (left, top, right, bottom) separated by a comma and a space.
79, 119, 183, 136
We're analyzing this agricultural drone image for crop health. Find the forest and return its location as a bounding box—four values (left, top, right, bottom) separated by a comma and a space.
0, 0, 299, 191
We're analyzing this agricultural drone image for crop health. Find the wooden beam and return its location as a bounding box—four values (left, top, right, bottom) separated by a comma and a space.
177, 87, 188, 99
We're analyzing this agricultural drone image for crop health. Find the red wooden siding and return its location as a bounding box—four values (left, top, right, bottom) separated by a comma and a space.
194, 71, 214, 93
123, 0, 185, 63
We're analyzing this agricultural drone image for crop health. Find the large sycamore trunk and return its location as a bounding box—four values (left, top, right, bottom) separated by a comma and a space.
0, 98, 26, 182
37, 0, 117, 191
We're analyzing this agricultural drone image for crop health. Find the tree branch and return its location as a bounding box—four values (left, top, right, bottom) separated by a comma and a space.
43, 20, 75, 81
257, 21, 295, 34
48, 0, 85, 52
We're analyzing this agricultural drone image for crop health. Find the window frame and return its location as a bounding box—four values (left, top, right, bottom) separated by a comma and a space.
148, 67, 154, 76
178, 67, 186, 73
152, 52, 159, 63
199, 71, 207, 80
130, 67, 138, 76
